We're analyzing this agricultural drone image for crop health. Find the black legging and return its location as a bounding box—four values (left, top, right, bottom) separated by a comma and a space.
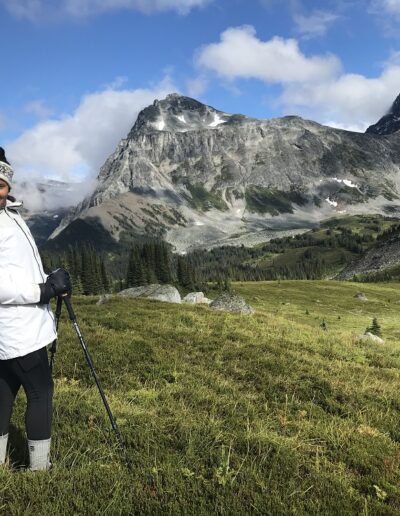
0, 347, 53, 440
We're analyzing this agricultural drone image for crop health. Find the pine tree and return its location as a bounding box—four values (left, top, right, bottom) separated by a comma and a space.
177, 256, 190, 288
366, 317, 382, 337
155, 242, 173, 283
72, 275, 84, 295
100, 260, 110, 292
126, 246, 147, 287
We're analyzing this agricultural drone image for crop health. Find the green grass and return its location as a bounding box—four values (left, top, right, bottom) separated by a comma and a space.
247, 215, 400, 278
245, 187, 307, 215
185, 182, 229, 212
2, 281, 400, 514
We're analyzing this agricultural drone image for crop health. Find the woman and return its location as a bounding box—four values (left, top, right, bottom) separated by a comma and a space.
0, 148, 71, 470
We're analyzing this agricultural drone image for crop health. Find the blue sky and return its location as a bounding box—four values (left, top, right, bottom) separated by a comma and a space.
1, 0, 400, 200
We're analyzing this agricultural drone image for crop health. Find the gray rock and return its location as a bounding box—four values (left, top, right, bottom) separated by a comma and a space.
118, 284, 181, 304
182, 292, 211, 304
96, 294, 113, 305
209, 291, 254, 314
366, 92, 400, 135
360, 332, 384, 344
50, 93, 400, 252
337, 234, 400, 280
354, 292, 368, 301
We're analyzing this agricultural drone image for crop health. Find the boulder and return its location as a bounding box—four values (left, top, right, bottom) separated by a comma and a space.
118, 284, 181, 304
354, 292, 368, 301
360, 332, 384, 344
182, 292, 211, 305
96, 294, 113, 305
209, 291, 254, 315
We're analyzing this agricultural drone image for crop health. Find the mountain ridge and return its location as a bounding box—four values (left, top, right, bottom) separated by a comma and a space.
366, 93, 400, 135
49, 93, 400, 252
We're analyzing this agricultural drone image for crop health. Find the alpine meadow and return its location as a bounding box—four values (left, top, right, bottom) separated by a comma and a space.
4, 0, 400, 514
2, 282, 400, 514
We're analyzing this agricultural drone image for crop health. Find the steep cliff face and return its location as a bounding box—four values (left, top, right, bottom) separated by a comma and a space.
366, 93, 400, 135
51, 94, 400, 252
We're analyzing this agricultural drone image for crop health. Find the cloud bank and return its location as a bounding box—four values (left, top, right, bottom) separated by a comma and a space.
373, 0, 400, 15
197, 25, 400, 130
197, 26, 341, 83
7, 78, 176, 209
1, 0, 211, 21
293, 10, 339, 39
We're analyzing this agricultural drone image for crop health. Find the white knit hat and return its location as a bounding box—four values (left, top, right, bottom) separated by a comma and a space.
0, 162, 13, 189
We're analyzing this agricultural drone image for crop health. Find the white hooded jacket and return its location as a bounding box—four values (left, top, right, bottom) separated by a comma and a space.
0, 198, 56, 359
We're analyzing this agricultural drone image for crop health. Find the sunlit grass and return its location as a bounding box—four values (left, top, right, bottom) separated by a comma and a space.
1, 281, 400, 514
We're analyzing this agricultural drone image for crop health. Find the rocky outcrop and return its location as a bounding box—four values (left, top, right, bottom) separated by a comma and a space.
50, 93, 400, 252
366, 93, 400, 135
354, 292, 368, 301
209, 291, 254, 314
97, 294, 113, 305
359, 332, 385, 344
182, 292, 211, 304
337, 232, 400, 279
118, 284, 181, 303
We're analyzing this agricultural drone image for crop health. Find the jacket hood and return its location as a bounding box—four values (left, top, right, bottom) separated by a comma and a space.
3, 196, 23, 210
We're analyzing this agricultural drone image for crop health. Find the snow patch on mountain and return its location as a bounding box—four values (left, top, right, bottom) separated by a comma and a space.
209, 113, 226, 127
325, 197, 338, 207
331, 177, 358, 188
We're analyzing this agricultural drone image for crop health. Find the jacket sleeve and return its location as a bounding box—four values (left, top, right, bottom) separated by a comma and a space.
0, 271, 41, 305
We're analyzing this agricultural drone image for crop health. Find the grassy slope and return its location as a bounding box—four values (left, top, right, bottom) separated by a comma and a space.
249, 215, 400, 277
2, 281, 400, 514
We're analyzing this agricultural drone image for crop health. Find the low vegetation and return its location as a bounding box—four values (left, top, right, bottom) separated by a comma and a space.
41, 216, 400, 293
188, 215, 400, 281
245, 186, 307, 215
2, 281, 400, 514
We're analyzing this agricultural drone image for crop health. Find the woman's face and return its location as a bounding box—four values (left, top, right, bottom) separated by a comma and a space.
0, 179, 9, 208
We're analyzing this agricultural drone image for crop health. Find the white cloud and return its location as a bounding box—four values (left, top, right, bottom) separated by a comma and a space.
196, 26, 341, 83
24, 100, 54, 119
195, 25, 400, 131
372, 0, 400, 15
281, 64, 400, 130
1, 0, 211, 21
6, 77, 177, 208
294, 10, 339, 38
186, 76, 208, 97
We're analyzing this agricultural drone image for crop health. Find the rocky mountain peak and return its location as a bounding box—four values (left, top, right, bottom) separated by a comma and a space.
128, 93, 248, 136
366, 92, 400, 135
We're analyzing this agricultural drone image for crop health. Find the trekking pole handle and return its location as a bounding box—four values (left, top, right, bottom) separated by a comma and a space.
62, 294, 76, 322
55, 296, 63, 321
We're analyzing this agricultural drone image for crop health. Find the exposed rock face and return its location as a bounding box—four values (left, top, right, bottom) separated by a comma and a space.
366, 94, 400, 135
337, 232, 400, 279
50, 93, 400, 252
118, 284, 181, 303
182, 292, 211, 304
359, 332, 385, 344
209, 291, 254, 314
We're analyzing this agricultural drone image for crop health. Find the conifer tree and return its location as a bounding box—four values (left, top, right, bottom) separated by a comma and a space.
366, 317, 382, 337
100, 260, 110, 292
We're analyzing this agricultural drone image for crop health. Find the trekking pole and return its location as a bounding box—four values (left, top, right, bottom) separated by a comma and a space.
62, 294, 132, 470
49, 296, 63, 373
